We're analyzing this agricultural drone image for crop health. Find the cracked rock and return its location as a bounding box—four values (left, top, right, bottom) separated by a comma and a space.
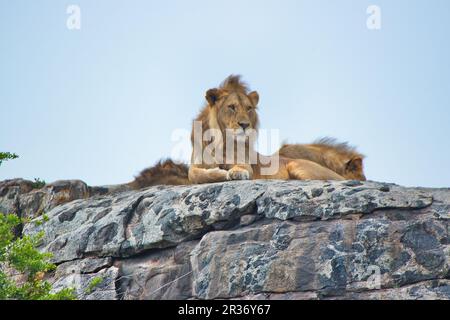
1, 179, 448, 300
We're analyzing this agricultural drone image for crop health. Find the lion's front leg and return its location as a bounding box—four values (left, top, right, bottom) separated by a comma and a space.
286, 159, 345, 181
188, 166, 229, 184
226, 165, 253, 181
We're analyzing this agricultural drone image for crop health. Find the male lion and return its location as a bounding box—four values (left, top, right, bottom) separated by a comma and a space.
188, 75, 345, 184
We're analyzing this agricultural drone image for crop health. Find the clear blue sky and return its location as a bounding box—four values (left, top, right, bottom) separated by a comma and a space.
1, 0, 449, 187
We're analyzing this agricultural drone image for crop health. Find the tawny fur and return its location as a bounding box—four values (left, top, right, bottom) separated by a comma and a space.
279, 137, 366, 180
129, 159, 190, 189
188, 75, 346, 184
130, 76, 366, 188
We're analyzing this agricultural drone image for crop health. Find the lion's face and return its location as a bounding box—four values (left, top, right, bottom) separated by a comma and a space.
344, 157, 366, 181
206, 88, 259, 141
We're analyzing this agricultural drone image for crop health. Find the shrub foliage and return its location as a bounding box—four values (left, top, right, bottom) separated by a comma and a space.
0, 214, 76, 300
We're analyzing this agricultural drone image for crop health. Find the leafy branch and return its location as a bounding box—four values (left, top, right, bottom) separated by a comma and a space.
0, 213, 76, 300
0, 152, 19, 167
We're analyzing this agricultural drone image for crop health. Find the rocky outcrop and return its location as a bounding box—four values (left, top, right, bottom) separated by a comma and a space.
0, 178, 449, 300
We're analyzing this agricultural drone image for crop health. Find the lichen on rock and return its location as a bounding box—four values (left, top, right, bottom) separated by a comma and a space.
0, 178, 448, 300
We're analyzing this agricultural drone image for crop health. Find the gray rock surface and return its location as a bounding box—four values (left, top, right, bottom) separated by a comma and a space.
1, 178, 449, 300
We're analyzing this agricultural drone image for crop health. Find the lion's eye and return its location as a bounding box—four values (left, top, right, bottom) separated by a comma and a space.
228, 105, 236, 112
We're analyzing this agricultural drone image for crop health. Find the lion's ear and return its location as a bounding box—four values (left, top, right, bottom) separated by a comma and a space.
206, 88, 221, 106
346, 157, 363, 172
248, 91, 259, 106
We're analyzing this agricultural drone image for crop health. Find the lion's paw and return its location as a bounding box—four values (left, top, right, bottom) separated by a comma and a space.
226, 168, 250, 181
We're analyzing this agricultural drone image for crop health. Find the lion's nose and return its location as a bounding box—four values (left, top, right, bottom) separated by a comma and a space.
239, 122, 250, 130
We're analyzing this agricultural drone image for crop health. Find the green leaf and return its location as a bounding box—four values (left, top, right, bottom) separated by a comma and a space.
0, 213, 77, 300
0, 152, 19, 166
85, 276, 104, 294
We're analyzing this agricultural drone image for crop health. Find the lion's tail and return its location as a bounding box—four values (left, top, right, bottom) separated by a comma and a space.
128, 158, 190, 190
